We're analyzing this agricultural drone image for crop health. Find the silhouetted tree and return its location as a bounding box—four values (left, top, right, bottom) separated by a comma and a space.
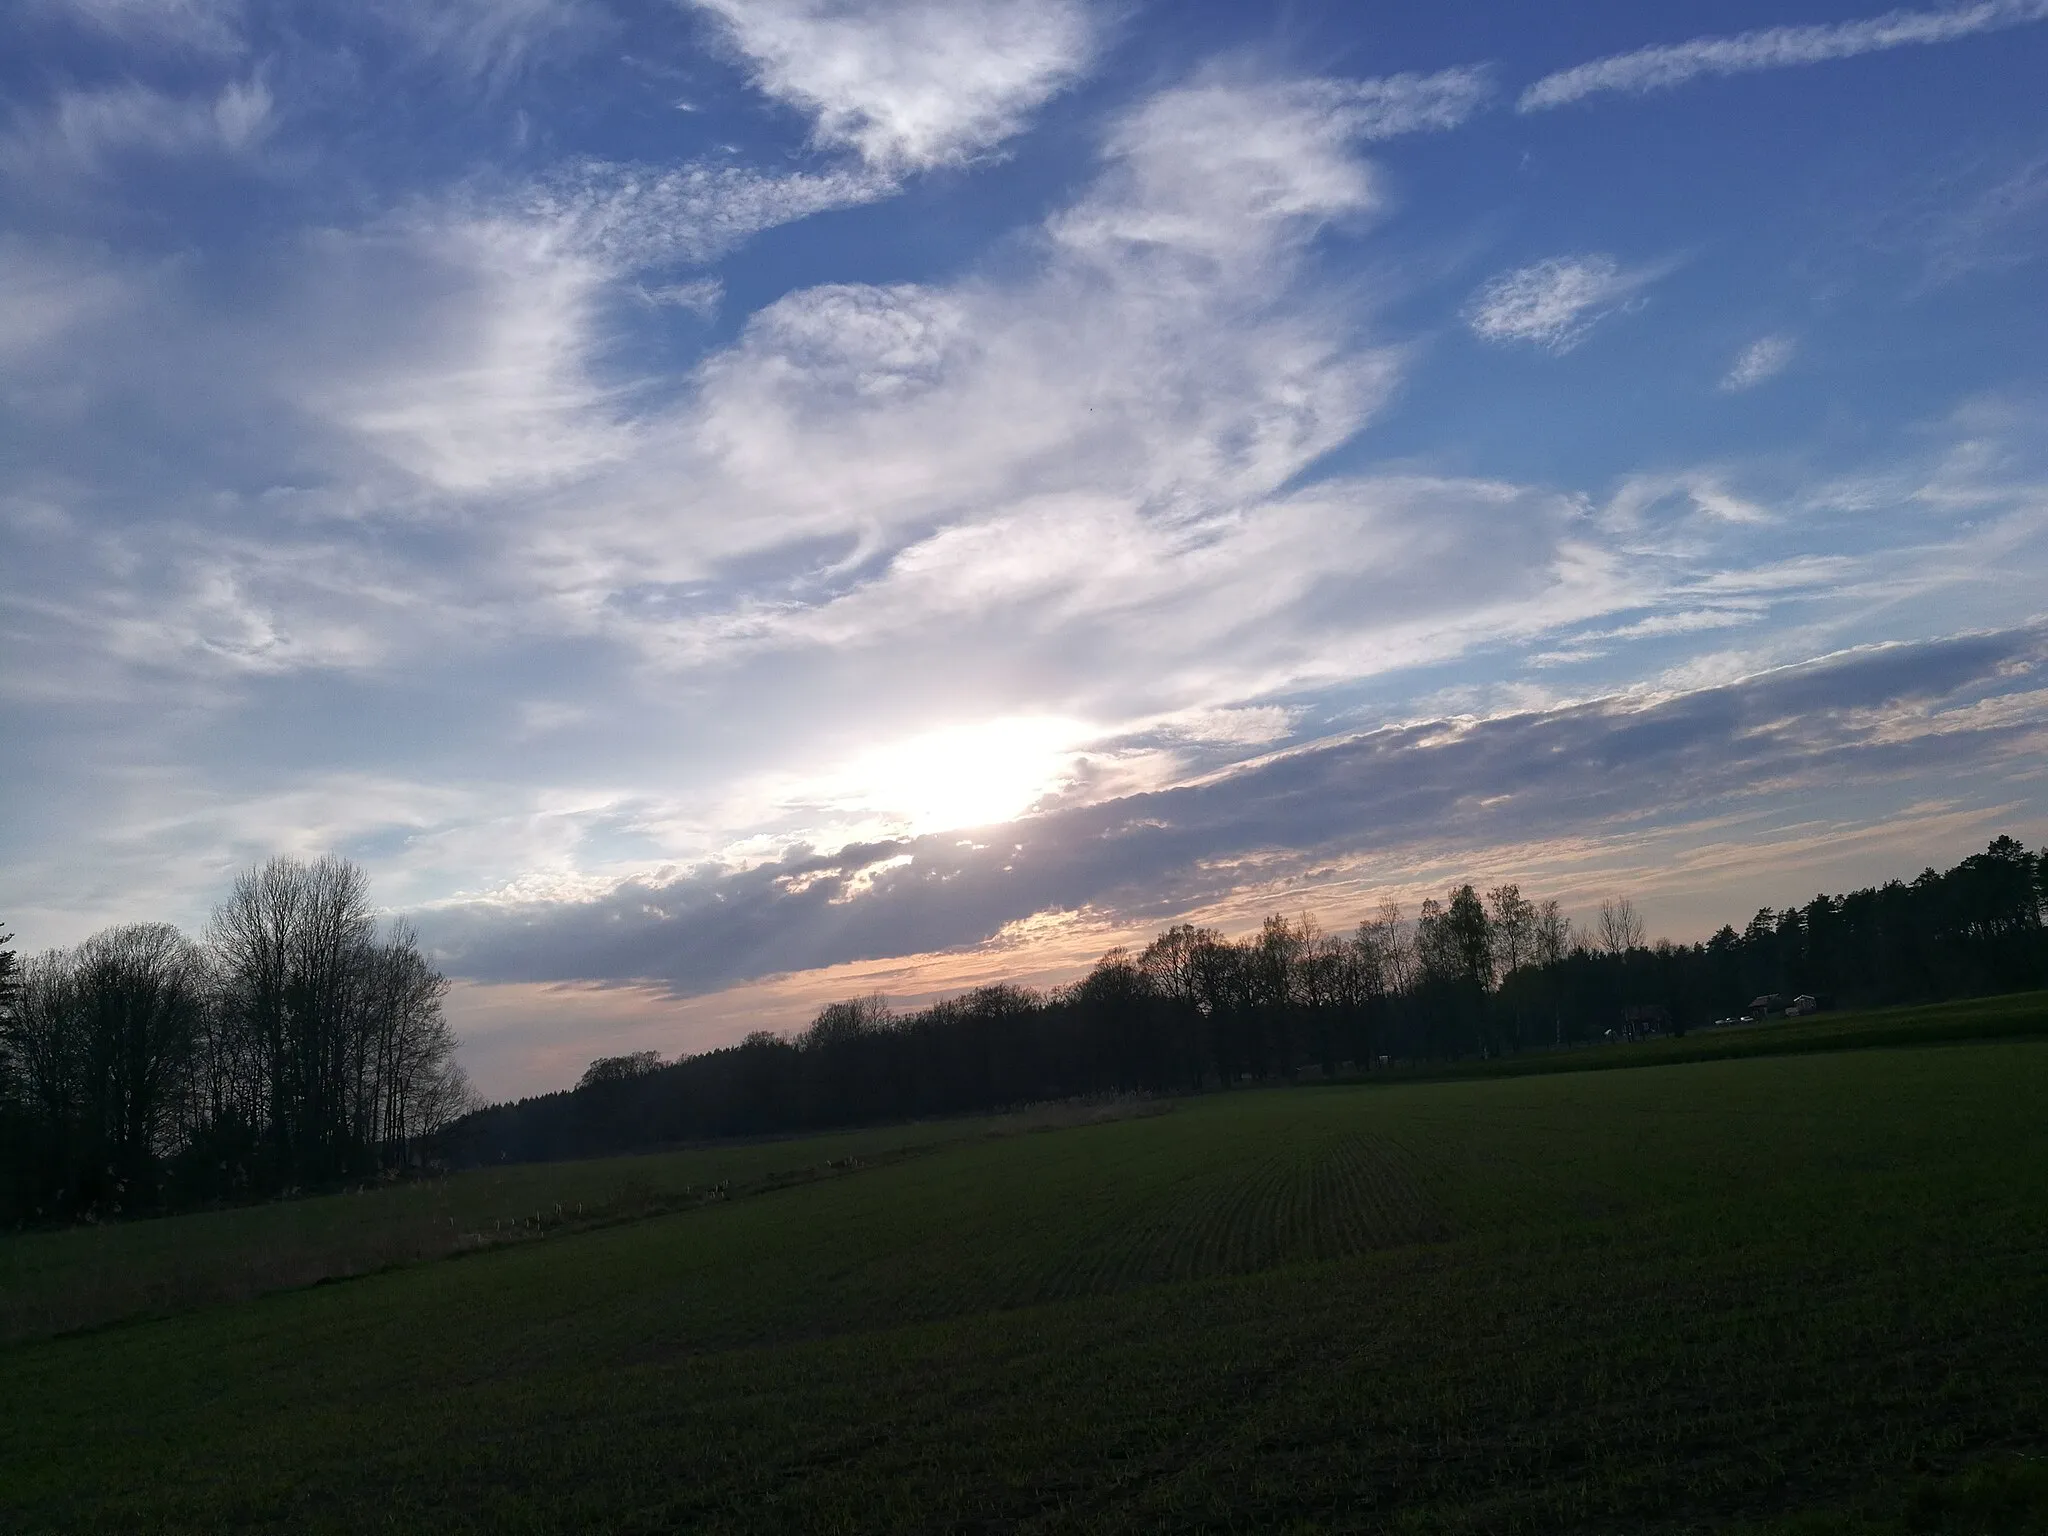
1069, 949, 1159, 1092
2, 949, 81, 1216
205, 856, 467, 1187
579, 1051, 664, 1089
0, 920, 18, 1021
0, 925, 205, 1215
73, 924, 208, 1207
0, 863, 468, 1224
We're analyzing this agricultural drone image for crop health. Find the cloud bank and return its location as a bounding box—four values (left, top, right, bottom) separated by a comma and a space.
421, 625, 2048, 995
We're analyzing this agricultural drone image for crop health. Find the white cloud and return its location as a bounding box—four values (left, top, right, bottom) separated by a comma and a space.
1054, 68, 1490, 269
1464, 254, 1661, 353
753, 477, 1615, 707
302, 157, 896, 493
514, 72, 1425, 605
686, 0, 1100, 171
755, 713, 1100, 835
1521, 0, 2048, 111
1721, 334, 1796, 392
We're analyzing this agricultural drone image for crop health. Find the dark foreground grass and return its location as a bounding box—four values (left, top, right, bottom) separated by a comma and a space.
2, 1040, 2045, 1533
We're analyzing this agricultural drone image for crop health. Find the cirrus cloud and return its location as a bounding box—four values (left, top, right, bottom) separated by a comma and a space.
1521, 0, 2048, 112
1463, 253, 1663, 353
1721, 334, 1796, 392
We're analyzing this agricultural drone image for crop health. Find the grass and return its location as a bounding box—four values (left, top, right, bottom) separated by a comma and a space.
2, 1026, 2046, 1532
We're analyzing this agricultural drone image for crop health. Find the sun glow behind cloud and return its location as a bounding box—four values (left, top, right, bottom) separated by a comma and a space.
816, 715, 1095, 835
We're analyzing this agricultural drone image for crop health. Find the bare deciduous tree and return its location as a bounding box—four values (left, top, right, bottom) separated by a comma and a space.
0, 926, 207, 1213
1355, 900, 1413, 996
1599, 897, 1647, 956
1532, 899, 1573, 966
1139, 924, 1219, 1012
205, 856, 467, 1185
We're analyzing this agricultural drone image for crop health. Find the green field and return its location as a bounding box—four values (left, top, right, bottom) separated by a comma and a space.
3, 1006, 2047, 1531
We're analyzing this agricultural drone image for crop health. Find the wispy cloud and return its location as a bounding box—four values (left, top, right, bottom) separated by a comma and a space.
1464, 254, 1663, 353
1049, 69, 1487, 271
1914, 153, 2048, 287
517, 71, 1528, 672
302, 156, 898, 494
0, 236, 129, 359
1330, 66, 1497, 140
1, 75, 272, 179
519, 157, 897, 268
1721, 334, 1796, 392
36, 0, 245, 54
303, 213, 632, 494
1604, 472, 1775, 531
685, 0, 1101, 172
634, 276, 724, 317
368, 0, 606, 91
1521, 0, 2048, 112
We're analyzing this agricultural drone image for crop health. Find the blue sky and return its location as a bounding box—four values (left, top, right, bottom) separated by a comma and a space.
3, 0, 2046, 1096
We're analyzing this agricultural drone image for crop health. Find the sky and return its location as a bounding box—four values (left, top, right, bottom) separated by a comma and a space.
3, 0, 2046, 1099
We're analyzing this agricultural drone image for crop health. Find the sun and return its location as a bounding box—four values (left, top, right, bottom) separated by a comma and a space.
837, 716, 1091, 834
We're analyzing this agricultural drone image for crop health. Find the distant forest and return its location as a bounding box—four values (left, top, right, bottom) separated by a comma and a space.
0, 858, 471, 1225
448, 835, 2048, 1167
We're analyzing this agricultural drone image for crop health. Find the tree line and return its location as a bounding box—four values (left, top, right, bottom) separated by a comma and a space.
6, 836, 2042, 1204
448, 835, 2048, 1165
0, 857, 471, 1224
